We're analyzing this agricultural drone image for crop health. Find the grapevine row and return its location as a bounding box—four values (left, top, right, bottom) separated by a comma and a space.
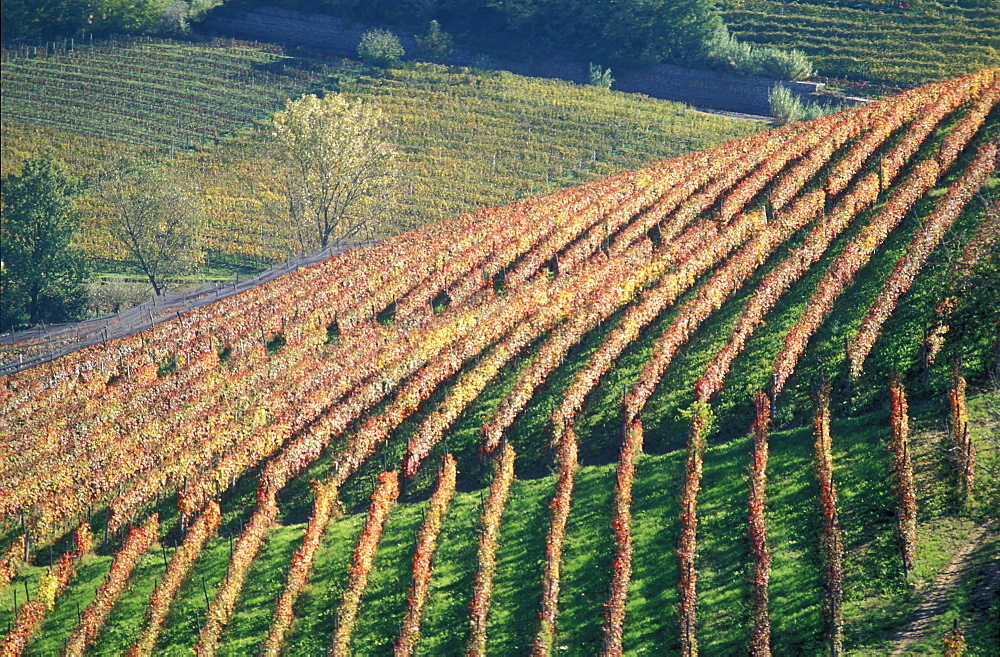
330, 470, 399, 656
62, 515, 159, 656
396, 454, 458, 657
813, 380, 844, 656
2, 524, 92, 655
532, 428, 579, 655
848, 141, 998, 379
888, 374, 917, 575
467, 441, 516, 656
262, 481, 339, 654
128, 502, 221, 657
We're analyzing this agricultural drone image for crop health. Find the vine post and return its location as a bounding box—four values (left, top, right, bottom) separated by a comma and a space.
814, 377, 843, 656
889, 372, 917, 575
748, 392, 772, 656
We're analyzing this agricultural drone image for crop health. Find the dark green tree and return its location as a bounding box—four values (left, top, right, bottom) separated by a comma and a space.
1, 0, 169, 39
1, 155, 89, 332
323, 0, 727, 66
416, 19, 454, 63
595, 0, 723, 65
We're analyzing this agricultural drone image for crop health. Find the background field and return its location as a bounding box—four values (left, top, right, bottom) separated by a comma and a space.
722, 0, 1000, 91
1, 69, 997, 653
1, 37, 763, 276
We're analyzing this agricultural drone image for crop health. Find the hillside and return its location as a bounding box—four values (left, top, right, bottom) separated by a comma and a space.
722, 0, 1000, 91
0, 38, 762, 273
230, 0, 999, 91
1, 69, 998, 654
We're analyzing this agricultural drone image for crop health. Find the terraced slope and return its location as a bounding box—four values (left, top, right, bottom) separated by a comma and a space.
1, 38, 761, 270
1, 69, 998, 654
0, 38, 320, 148
723, 0, 1000, 89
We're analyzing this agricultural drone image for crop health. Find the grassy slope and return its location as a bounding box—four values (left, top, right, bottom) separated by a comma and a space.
12, 392, 993, 653
723, 0, 1000, 91
0, 38, 762, 274
1, 41, 998, 657
2, 217, 996, 652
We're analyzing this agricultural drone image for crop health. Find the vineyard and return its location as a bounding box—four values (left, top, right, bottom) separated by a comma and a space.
1, 68, 999, 654
0, 38, 324, 149
723, 0, 1000, 91
1, 37, 761, 271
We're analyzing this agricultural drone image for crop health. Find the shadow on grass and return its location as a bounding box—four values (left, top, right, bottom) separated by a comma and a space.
416, 492, 481, 655
352, 504, 425, 654
625, 450, 685, 653
554, 464, 617, 653
283, 512, 365, 654
221, 524, 306, 653
488, 476, 557, 654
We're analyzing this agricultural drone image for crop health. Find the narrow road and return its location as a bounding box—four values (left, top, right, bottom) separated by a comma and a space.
0, 240, 373, 376
890, 519, 999, 653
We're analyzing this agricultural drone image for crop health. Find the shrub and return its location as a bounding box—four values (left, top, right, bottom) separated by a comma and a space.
757, 47, 814, 81
588, 63, 615, 89
707, 27, 755, 72
416, 20, 453, 64
708, 26, 814, 81
769, 85, 836, 124
358, 29, 405, 68
85, 279, 150, 315
769, 85, 806, 124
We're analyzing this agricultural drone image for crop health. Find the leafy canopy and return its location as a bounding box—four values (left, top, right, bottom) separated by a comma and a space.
1, 154, 89, 331
1, 0, 170, 39
96, 163, 204, 295
268, 93, 397, 253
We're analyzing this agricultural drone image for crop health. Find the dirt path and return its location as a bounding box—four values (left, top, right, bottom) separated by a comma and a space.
890, 519, 999, 654
0, 239, 373, 376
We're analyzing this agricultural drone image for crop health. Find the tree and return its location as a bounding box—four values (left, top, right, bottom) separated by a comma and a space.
1, 0, 170, 39
96, 164, 203, 296
587, 62, 614, 89
1, 154, 89, 332
416, 20, 453, 63
358, 29, 406, 68
268, 94, 397, 254
580, 0, 723, 65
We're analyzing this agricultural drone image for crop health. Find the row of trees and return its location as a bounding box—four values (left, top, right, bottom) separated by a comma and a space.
0, 93, 397, 332
312, 0, 813, 78
321, 0, 722, 66
1, 0, 184, 39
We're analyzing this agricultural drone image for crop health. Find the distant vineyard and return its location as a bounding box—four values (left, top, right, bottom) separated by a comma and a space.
1, 38, 761, 270
0, 38, 326, 149
723, 0, 1000, 89
1, 69, 998, 654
